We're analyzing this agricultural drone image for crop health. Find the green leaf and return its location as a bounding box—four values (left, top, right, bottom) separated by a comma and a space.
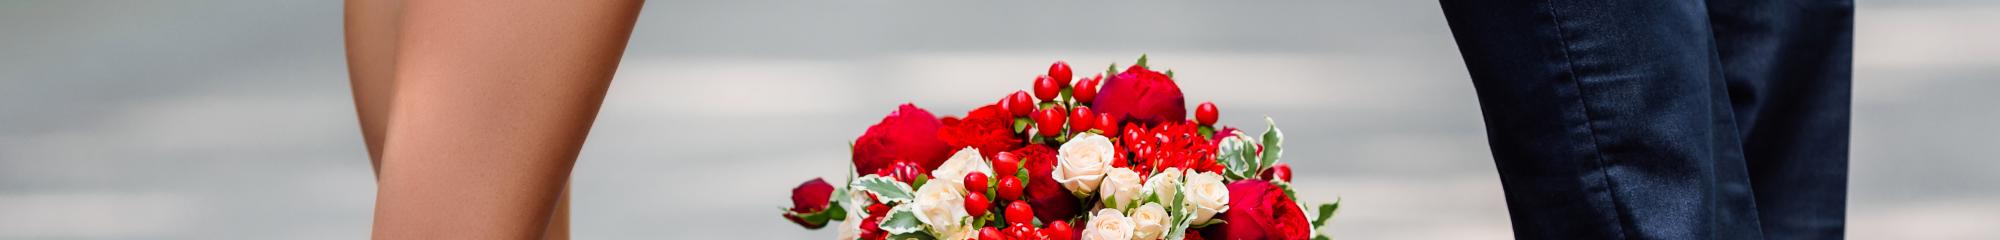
1260, 117, 1285, 169
782, 202, 846, 229
879, 205, 926, 235
1314, 235, 1332, 240
1312, 199, 1342, 228
852, 176, 916, 204
1136, 54, 1150, 69
1014, 118, 1031, 133
888, 233, 937, 240
1215, 134, 1262, 180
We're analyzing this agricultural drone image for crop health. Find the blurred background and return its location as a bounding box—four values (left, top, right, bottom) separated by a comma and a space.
2, 0, 1996, 239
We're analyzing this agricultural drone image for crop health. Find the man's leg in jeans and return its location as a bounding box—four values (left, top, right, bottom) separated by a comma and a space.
1707, 0, 1854, 238
1439, 0, 1764, 238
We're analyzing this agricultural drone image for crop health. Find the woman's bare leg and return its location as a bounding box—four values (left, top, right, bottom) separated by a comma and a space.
368, 0, 640, 239
343, 0, 399, 176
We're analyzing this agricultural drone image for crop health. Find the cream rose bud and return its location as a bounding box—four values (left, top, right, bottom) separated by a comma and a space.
1129, 202, 1170, 240
931, 147, 993, 186
913, 180, 969, 236
1056, 133, 1117, 196
1184, 171, 1231, 224
1143, 168, 1185, 205
1098, 167, 1144, 208
1081, 208, 1136, 240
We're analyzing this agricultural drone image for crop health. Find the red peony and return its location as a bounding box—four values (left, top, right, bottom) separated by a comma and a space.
1202, 180, 1313, 240
1092, 65, 1186, 125
939, 105, 1023, 158
782, 178, 836, 229
852, 104, 954, 174
1012, 144, 1080, 222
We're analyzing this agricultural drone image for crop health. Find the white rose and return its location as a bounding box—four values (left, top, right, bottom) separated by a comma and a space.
931, 147, 993, 186
1081, 208, 1135, 240
1143, 168, 1186, 206
1055, 133, 1117, 196
1129, 202, 1169, 240
1183, 171, 1231, 224
912, 180, 969, 236
1099, 167, 1144, 208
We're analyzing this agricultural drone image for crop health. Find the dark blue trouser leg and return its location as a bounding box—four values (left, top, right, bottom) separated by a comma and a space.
1708, 0, 1853, 238
1439, 0, 1851, 238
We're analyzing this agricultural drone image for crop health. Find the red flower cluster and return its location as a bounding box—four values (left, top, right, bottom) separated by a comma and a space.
1119, 121, 1224, 174
783, 57, 1338, 240
940, 105, 1025, 158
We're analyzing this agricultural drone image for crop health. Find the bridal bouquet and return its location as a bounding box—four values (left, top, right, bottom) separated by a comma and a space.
782, 56, 1339, 240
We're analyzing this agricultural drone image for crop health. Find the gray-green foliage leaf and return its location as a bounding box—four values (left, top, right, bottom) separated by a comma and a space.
1216, 134, 1262, 180
1260, 117, 1285, 169
853, 176, 915, 204
878, 205, 926, 235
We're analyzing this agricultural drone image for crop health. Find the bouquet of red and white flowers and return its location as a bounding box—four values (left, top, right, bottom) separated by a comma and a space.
783, 56, 1339, 240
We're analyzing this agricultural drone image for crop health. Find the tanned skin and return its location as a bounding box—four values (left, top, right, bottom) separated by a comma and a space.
345, 0, 640, 239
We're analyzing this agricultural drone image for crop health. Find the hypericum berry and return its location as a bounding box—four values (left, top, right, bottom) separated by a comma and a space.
997, 176, 1024, 200
1012, 222, 1047, 240
1005, 91, 1035, 117
993, 152, 1021, 180
1005, 202, 1035, 225
1073, 75, 1100, 104
968, 172, 992, 193
1033, 107, 1065, 137
1094, 113, 1120, 134
1049, 61, 1073, 86
1045, 220, 1073, 240
1069, 106, 1095, 133
965, 191, 991, 217
980, 226, 1006, 240
1033, 75, 1061, 101
1196, 101, 1219, 126
878, 161, 925, 184
1263, 163, 1295, 182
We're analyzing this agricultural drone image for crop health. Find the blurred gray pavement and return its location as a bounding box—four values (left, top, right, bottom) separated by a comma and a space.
1, 1, 1995, 239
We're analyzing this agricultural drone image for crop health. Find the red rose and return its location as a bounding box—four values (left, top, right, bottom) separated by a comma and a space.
939, 105, 1024, 158
782, 178, 837, 229
1011, 144, 1080, 222
1202, 180, 1313, 240
852, 104, 953, 174
1091, 65, 1186, 125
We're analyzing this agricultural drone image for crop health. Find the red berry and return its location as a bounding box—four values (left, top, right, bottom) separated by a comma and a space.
1196, 101, 1219, 126
1073, 75, 1100, 104
1049, 61, 1073, 86
1033, 75, 1060, 101
997, 176, 1024, 200
1068, 107, 1095, 134
884, 161, 924, 184
1095, 113, 1120, 134
1033, 107, 1065, 137
965, 191, 991, 217
1045, 220, 1073, 240
965, 172, 990, 193
993, 152, 1020, 180
1263, 163, 1294, 182
980, 226, 1007, 240
1007, 222, 1039, 239
1006, 201, 1035, 224
1006, 91, 1035, 117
